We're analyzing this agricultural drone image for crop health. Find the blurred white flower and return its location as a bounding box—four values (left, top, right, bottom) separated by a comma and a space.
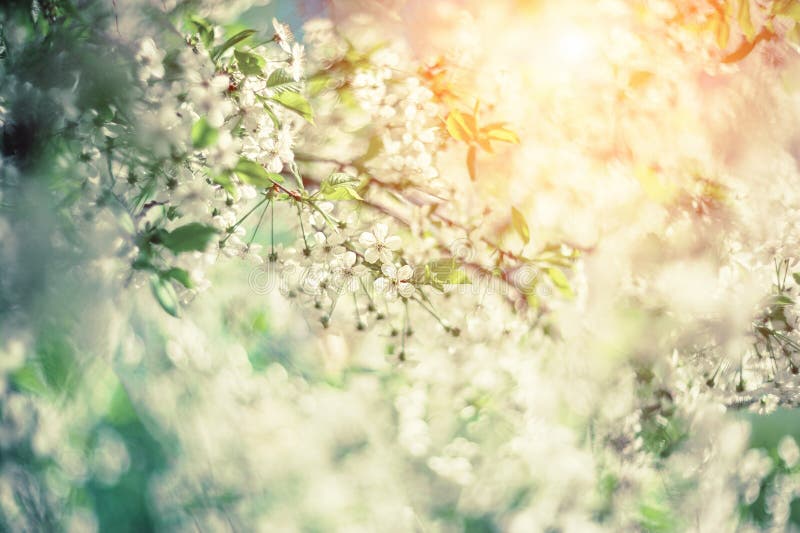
136, 38, 165, 81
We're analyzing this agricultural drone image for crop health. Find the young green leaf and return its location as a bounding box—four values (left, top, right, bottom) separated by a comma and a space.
355, 135, 383, 165
774, 0, 800, 20
424, 259, 471, 291
191, 117, 219, 149
270, 91, 314, 123
159, 223, 218, 253
511, 206, 530, 245
485, 126, 520, 144
12, 364, 49, 396
151, 275, 180, 317
163, 267, 194, 289
446, 110, 473, 143
546, 267, 574, 298
266, 68, 301, 94
738, 0, 756, 42
211, 29, 256, 62
234, 157, 284, 187
320, 173, 363, 200
213, 171, 238, 196
713, 15, 730, 49
187, 15, 214, 49
234, 49, 264, 76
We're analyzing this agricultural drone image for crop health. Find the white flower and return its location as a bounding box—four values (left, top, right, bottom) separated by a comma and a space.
310, 230, 345, 261
257, 137, 284, 173
276, 125, 295, 163
272, 18, 295, 54
288, 43, 305, 81
779, 436, 800, 468
136, 38, 165, 81
188, 75, 233, 128
359, 223, 401, 264
374, 263, 415, 299
331, 251, 367, 292
308, 201, 334, 230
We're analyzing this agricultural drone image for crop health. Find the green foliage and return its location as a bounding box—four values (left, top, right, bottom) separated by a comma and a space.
211, 29, 256, 62
267, 68, 301, 94
444, 105, 519, 180
511, 206, 530, 245
738, 0, 756, 42
270, 91, 314, 123
158, 223, 218, 253
545, 267, 573, 298
320, 172, 362, 200
422, 259, 471, 291
234, 49, 264, 76
186, 15, 215, 49
191, 117, 219, 149
234, 157, 284, 187
162, 267, 193, 289
150, 274, 180, 317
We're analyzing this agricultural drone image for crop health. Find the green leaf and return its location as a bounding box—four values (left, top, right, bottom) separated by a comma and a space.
159, 223, 218, 253
213, 171, 238, 196
739, 0, 756, 42
234, 157, 284, 187
446, 110, 473, 143
37, 335, 75, 394
774, 0, 800, 20
511, 206, 530, 245
713, 15, 730, 50
187, 15, 214, 49
270, 91, 314, 123
151, 275, 180, 317
485, 126, 520, 144
793, 272, 800, 285
424, 259, 471, 291
211, 29, 256, 62
467, 146, 477, 182
191, 117, 219, 149
356, 135, 383, 165
163, 267, 194, 289
546, 267, 574, 298
234, 49, 264, 76
107, 384, 138, 426
266, 68, 301, 94
476, 134, 494, 153
320, 172, 362, 200
12, 364, 49, 396
308, 73, 331, 96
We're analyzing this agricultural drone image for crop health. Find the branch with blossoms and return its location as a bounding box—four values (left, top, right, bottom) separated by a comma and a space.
79, 11, 582, 345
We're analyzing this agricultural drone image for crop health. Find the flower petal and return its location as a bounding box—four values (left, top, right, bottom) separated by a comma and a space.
359, 232, 376, 246
379, 248, 394, 265
374, 277, 390, 293
385, 235, 402, 251
397, 265, 414, 281
381, 263, 397, 278
398, 282, 415, 298
374, 223, 388, 241
364, 247, 379, 264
